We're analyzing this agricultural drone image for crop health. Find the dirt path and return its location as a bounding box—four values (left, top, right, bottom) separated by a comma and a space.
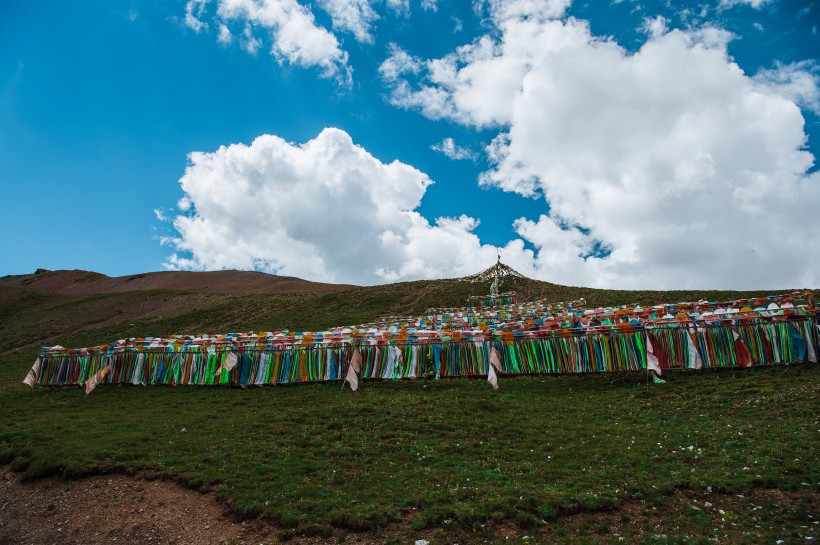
0, 468, 282, 545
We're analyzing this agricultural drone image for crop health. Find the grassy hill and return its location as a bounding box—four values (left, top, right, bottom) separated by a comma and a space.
0, 268, 803, 355
0, 269, 817, 544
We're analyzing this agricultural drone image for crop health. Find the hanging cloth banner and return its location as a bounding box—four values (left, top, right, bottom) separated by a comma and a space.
346, 347, 362, 391
487, 345, 502, 390
27, 316, 817, 390
732, 331, 753, 368
646, 335, 662, 376
84, 365, 111, 395
23, 357, 42, 388
214, 351, 238, 379
686, 331, 703, 370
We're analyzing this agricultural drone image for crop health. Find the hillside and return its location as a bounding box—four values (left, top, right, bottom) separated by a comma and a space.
0, 268, 806, 357
0, 268, 352, 296
0, 268, 817, 544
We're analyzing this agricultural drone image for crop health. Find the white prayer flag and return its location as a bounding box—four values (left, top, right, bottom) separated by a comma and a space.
646, 337, 661, 376
23, 357, 42, 388
215, 351, 239, 377
488, 365, 499, 391
686, 333, 703, 370
488, 345, 502, 390
489, 345, 503, 371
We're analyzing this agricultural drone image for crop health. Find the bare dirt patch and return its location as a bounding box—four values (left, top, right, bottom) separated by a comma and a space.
0, 467, 282, 545
0, 468, 439, 545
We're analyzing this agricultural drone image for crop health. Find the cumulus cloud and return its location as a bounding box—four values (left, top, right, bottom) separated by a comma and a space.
477, 0, 573, 22
754, 61, 820, 115
165, 129, 510, 284
381, 11, 820, 289
183, 0, 350, 83
431, 137, 478, 160
640, 15, 668, 37
377, 43, 422, 82
316, 0, 379, 43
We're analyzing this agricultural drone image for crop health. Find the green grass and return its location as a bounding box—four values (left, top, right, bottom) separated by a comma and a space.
0, 275, 817, 543
1, 349, 816, 543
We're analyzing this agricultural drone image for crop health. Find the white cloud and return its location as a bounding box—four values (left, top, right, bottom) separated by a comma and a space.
797, 4, 813, 18
317, 0, 379, 43
241, 25, 262, 54
185, 0, 209, 32
476, 0, 573, 23
385, 0, 410, 16
166, 129, 508, 284
754, 61, 820, 115
183, 0, 350, 83
377, 44, 422, 82
431, 137, 478, 161
421, 0, 438, 11
217, 23, 232, 44
640, 15, 667, 38
380, 15, 820, 289
718, 0, 769, 9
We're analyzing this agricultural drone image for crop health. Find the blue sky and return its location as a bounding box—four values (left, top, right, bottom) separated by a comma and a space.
1, 0, 818, 289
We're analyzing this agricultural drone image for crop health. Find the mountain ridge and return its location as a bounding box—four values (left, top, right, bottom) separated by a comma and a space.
0, 268, 354, 296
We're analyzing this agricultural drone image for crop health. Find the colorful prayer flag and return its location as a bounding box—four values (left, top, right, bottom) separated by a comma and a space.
686, 332, 703, 369
732, 331, 752, 368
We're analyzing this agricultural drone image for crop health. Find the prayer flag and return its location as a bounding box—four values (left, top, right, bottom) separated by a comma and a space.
646, 336, 662, 376
788, 324, 807, 362
488, 365, 499, 391
489, 345, 503, 371
23, 357, 41, 388
346, 347, 362, 391
732, 331, 752, 368
686, 332, 703, 369
488, 345, 502, 390
215, 351, 238, 378
84, 366, 110, 395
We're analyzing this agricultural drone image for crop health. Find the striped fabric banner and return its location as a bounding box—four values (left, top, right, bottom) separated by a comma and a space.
30, 318, 817, 389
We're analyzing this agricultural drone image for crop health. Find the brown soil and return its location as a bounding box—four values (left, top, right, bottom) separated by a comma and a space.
0, 270, 353, 296
0, 468, 436, 545
0, 467, 281, 545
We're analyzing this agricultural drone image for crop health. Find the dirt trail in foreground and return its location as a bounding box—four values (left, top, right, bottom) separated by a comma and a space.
0, 468, 283, 545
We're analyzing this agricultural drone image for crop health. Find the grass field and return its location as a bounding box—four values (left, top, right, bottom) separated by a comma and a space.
0, 273, 818, 543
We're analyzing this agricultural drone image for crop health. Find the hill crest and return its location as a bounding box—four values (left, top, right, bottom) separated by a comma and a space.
0, 269, 353, 296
